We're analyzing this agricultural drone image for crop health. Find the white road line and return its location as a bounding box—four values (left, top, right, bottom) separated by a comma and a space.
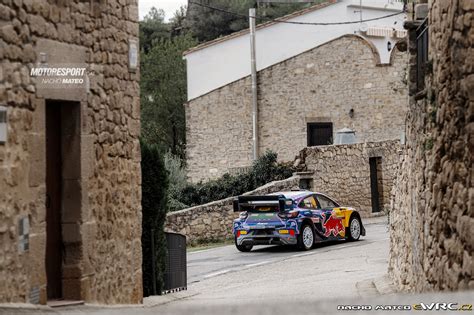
291, 252, 315, 258
245, 261, 270, 268
203, 269, 231, 278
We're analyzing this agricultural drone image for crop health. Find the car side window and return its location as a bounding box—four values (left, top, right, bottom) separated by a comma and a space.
298, 196, 318, 209
316, 194, 338, 209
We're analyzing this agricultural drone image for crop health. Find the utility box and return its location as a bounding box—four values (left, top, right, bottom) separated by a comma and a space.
334, 128, 356, 145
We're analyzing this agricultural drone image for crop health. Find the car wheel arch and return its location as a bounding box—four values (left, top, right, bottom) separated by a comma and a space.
299, 218, 315, 233
346, 212, 363, 240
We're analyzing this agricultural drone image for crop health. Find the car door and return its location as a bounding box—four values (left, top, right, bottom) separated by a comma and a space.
297, 195, 326, 239
315, 194, 345, 240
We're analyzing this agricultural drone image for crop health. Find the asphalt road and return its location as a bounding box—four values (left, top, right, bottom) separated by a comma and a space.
184, 220, 390, 300
188, 220, 389, 285
3, 219, 473, 315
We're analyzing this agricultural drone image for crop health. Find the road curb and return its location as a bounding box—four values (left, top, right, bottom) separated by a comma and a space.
355, 279, 379, 298
143, 290, 198, 308
356, 274, 398, 299
363, 215, 388, 225
373, 274, 397, 295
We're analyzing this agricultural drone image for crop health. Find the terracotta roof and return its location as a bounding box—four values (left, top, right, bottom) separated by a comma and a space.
183, 0, 338, 56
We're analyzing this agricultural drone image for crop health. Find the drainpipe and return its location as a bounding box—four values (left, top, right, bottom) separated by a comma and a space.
249, 8, 258, 160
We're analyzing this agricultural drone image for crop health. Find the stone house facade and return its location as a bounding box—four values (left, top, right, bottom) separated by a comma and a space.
389, 1, 473, 291
0, 1, 142, 305
297, 140, 401, 217
186, 35, 408, 182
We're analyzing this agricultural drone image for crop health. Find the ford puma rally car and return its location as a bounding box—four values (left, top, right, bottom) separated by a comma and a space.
232, 191, 365, 252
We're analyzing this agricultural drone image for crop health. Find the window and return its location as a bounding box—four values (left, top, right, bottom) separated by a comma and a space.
307, 122, 333, 146
316, 194, 339, 209
298, 196, 318, 209
416, 18, 428, 92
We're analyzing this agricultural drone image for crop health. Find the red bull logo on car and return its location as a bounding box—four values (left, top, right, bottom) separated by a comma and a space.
322, 213, 345, 237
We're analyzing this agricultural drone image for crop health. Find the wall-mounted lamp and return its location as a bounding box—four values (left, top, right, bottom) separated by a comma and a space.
387, 41, 392, 52
128, 39, 138, 71
39, 52, 47, 63
349, 108, 354, 118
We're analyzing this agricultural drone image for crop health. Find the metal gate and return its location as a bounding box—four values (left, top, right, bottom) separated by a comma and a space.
163, 232, 187, 293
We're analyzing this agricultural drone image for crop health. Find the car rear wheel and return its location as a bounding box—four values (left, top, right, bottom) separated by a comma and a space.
235, 238, 253, 252
347, 215, 362, 241
297, 224, 314, 251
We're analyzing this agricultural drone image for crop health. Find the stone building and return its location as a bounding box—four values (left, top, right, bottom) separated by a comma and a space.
0, 1, 142, 305
296, 140, 401, 217
184, 0, 409, 182
389, 1, 473, 291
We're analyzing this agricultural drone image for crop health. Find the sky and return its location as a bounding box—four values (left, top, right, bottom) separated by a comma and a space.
139, 0, 188, 21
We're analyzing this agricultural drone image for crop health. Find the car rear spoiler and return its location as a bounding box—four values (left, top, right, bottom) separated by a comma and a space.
233, 195, 287, 213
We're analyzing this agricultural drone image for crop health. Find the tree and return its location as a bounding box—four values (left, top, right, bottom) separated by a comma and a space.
139, 7, 170, 53
141, 141, 169, 296
170, 5, 188, 37
140, 34, 198, 158
185, 0, 318, 42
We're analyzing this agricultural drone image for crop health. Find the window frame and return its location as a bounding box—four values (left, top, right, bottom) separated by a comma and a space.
315, 194, 340, 209
307, 122, 333, 146
298, 195, 319, 210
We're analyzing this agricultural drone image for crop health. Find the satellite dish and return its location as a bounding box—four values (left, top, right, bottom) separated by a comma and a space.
359, 23, 368, 33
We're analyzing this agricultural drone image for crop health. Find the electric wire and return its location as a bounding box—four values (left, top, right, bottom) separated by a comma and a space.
188, 1, 406, 26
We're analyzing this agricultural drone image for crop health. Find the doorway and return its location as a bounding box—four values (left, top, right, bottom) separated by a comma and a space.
45, 100, 83, 302
46, 101, 63, 300
369, 157, 383, 213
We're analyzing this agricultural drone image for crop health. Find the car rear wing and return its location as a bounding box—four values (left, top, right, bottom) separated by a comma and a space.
233, 195, 287, 213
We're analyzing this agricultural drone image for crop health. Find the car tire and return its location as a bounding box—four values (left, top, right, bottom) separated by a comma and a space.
297, 224, 314, 251
235, 238, 253, 252
347, 215, 362, 241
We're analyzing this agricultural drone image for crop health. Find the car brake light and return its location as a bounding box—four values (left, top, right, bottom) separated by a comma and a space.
236, 230, 248, 237
290, 230, 295, 236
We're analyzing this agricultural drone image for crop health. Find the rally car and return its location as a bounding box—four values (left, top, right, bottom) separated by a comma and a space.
232, 190, 365, 252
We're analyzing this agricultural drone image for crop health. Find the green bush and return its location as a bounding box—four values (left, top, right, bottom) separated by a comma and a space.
141, 140, 169, 296
178, 151, 294, 208
164, 151, 189, 212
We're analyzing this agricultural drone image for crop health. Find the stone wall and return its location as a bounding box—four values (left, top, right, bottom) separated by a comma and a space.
186, 35, 408, 182
297, 141, 401, 217
165, 176, 300, 244
389, 1, 473, 291
0, 1, 141, 304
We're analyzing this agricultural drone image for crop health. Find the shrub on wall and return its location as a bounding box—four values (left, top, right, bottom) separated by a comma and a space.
141, 140, 169, 296
178, 151, 294, 208
164, 151, 190, 212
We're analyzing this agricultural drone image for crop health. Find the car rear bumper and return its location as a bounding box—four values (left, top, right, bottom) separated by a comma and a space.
235, 229, 297, 246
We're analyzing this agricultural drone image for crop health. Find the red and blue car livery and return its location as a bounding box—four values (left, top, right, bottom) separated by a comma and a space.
232, 190, 365, 252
